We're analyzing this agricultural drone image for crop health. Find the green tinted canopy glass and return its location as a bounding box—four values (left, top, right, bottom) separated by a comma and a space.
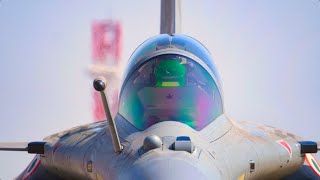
155, 60, 186, 87
119, 54, 223, 131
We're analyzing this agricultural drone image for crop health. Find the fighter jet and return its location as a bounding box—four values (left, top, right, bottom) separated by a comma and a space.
1, 0, 319, 179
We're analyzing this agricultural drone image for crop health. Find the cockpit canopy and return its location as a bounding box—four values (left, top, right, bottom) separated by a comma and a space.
119, 34, 223, 130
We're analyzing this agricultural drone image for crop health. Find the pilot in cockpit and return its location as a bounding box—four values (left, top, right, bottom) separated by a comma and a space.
119, 53, 223, 131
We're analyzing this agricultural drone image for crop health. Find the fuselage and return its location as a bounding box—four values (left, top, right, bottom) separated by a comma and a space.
20, 113, 304, 179
17, 34, 306, 180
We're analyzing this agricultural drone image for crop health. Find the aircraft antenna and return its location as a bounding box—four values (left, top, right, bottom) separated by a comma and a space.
93, 77, 123, 153
160, 0, 176, 34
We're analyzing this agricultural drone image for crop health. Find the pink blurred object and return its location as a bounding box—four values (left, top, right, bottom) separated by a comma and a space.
92, 20, 122, 62
91, 20, 122, 122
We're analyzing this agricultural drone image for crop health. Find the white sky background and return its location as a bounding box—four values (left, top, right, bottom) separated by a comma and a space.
0, 0, 319, 179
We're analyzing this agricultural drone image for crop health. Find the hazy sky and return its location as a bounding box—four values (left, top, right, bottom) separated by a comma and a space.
0, 0, 319, 179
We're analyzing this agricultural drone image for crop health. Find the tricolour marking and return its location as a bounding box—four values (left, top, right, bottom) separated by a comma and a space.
276, 139, 292, 159
305, 153, 320, 176
22, 155, 41, 180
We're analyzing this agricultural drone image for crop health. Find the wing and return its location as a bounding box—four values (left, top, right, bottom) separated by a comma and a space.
282, 165, 319, 179
14, 154, 63, 180
282, 153, 320, 179
0, 142, 63, 179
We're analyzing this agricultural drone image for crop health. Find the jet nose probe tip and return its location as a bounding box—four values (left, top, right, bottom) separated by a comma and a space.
93, 78, 106, 91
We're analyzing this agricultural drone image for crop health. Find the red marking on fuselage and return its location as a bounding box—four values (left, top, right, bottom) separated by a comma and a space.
305, 153, 320, 176
23, 160, 41, 180
22, 155, 41, 180
279, 140, 292, 154
52, 142, 62, 156
276, 139, 292, 158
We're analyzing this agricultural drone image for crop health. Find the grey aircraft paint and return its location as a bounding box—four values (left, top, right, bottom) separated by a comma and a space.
1, 0, 319, 179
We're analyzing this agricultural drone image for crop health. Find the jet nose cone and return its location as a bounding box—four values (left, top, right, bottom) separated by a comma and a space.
119, 150, 221, 180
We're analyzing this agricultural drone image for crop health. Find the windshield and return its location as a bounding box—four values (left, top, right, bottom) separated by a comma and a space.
123, 34, 222, 88
119, 54, 223, 130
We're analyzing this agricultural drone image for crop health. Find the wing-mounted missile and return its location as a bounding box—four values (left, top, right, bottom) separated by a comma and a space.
301, 141, 320, 177
298, 141, 318, 154
0, 141, 46, 154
